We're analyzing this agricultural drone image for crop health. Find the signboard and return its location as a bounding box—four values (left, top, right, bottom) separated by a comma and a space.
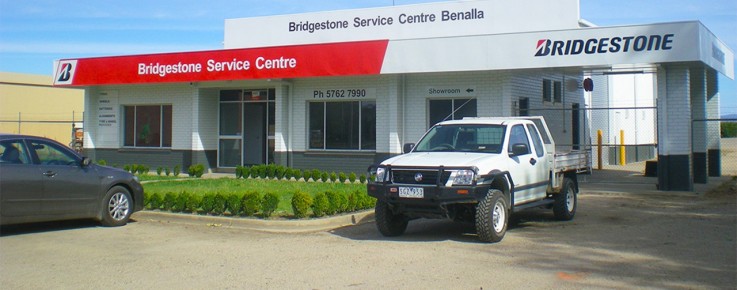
224, 0, 580, 49
95, 91, 119, 147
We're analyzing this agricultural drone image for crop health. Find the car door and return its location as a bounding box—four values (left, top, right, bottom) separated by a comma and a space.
28, 139, 100, 216
526, 123, 551, 201
505, 124, 545, 205
0, 139, 43, 217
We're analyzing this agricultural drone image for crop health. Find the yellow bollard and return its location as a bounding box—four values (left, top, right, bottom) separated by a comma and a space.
619, 130, 626, 165
597, 130, 603, 170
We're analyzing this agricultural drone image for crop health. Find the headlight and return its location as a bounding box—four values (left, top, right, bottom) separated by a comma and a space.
452, 169, 476, 186
375, 167, 387, 182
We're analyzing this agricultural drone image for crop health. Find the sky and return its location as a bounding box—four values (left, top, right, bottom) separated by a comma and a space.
1, 0, 735, 114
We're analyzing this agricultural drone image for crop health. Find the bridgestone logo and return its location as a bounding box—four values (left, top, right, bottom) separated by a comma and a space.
535, 34, 675, 57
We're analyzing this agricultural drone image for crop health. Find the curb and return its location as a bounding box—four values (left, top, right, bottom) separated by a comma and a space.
132, 210, 375, 233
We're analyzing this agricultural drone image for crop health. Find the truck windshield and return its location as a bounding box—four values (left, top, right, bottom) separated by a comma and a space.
413, 124, 505, 153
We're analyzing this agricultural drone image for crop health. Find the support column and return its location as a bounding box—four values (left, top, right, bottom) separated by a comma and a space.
656, 65, 693, 191
706, 69, 722, 177
690, 67, 707, 184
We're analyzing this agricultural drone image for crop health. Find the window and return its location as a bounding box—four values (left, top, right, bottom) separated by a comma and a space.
553, 81, 562, 103
30, 140, 78, 165
518, 98, 529, 116
428, 98, 477, 128
0, 140, 31, 164
526, 124, 545, 157
508, 124, 530, 155
309, 101, 376, 150
124, 105, 172, 148
542, 79, 552, 102
543, 79, 562, 103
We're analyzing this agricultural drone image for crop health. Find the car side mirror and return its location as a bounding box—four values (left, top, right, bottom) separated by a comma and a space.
403, 143, 415, 154
509, 143, 529, 156
81, 157, 91, 167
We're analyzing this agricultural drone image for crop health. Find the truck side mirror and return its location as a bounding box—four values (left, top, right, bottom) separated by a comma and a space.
509, 143, 529, 156
403, 143, 415, 154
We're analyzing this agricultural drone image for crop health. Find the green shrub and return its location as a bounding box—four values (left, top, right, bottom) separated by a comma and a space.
722, 122, 737, 138
325, 191, 348, 215
97, 159, 107, 166
312, 192, 329, 217
227, 193, 243, 215
123, 164, 131, 173
147, 193, 163, 210
163, 192, 177, 211
185, 193, 201, 213
174, 165, 181, 177
321, 172, 329, 182
137, 165, 149, 175
156, 167, 163, 176
173, 191, 189, 212
293, 169, 303, 181
357, 191, 376, 209
266, 165, 276, 179
338, 172, 347, 183
201, 193, 216, 213
283, 168, 293, 180
261, 192, 280, 217
347, 190, 358, 212
359, 174, 367, 183
165, 167, 171, 176
311, 169, 321, 181
188, 164, 205, 178
275, 166, 287, 180
348, 173, 357, 183
330, 172, 338, 182
241, 191, 262, 216
241, 166, 251, 179
291, 191, 313, 218
212, 193, 227, 215
235, 166, 243, 179
302, 170, 312, 181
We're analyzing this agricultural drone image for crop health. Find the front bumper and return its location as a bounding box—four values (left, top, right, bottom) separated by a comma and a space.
367, 182, 489, 218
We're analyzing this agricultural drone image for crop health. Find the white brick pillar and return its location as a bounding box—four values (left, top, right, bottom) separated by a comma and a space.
690, 67, 707, 184
706, 68, 722, 177
656, 65, 693, 191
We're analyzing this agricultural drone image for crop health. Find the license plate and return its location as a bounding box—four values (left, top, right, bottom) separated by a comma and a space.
398, 187, 424, 198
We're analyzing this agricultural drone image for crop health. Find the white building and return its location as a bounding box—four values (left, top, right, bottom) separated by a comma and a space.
53, 0, 733, 191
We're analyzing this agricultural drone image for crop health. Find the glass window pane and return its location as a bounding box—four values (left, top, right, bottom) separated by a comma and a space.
135, 106, 161, 147
219, 139, 241, 167
268, 102, 275, 136
508, 125, 530, 155
527, 124, 545, 157
543, 79, 552, 102
554, 81, 562, 103
429, 99, 453, 128
219, 103, 242, 136
453, 98, 477, 120
31, 141, 77, 166
309, 103, 324, 149
325, 102, 358, 150
361, 101, 376, 150
124, 106, 135, 146
220, 90, 242, 102
162, 105, 172, 147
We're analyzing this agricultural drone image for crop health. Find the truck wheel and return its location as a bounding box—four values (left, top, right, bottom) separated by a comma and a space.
100, 186, 133, 227
375, 201, 408, 237
475, 189, 508, 243
553, 178, 577, 221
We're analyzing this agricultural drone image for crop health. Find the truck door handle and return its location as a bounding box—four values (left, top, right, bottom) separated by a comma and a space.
43, 171, 57, 177
529, 158, 537, 165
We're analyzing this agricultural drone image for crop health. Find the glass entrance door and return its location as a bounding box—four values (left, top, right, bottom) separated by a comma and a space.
218, 89, 275, 168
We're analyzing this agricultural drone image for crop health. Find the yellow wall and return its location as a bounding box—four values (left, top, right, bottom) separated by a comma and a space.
0, 72, 84, 145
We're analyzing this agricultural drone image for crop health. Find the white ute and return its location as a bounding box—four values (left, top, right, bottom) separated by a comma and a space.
367, 117, 590, 242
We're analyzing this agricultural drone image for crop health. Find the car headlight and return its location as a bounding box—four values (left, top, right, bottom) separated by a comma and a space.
375, 167, 387, 182
452, 169, 476, 186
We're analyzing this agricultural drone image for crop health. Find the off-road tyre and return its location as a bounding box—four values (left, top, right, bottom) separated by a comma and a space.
375, 201, 408, 237
553, 177, 577, 221
100, 186, 133, 227
475, 189, 508, 243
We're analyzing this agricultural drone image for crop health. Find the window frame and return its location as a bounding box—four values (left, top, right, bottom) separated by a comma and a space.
123, 104, 173, 148
308, 100, 376, 151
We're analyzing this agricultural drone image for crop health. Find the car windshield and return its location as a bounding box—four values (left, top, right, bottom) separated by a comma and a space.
413, 124, 505, 153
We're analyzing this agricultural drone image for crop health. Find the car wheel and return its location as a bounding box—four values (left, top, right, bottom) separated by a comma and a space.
375, 201, 408, 237
475, 189, 508, 243
553, 177, 577, 221
100, 186, 133, 227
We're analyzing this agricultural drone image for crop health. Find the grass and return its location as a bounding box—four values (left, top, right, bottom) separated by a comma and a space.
143, 177, 367, 215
